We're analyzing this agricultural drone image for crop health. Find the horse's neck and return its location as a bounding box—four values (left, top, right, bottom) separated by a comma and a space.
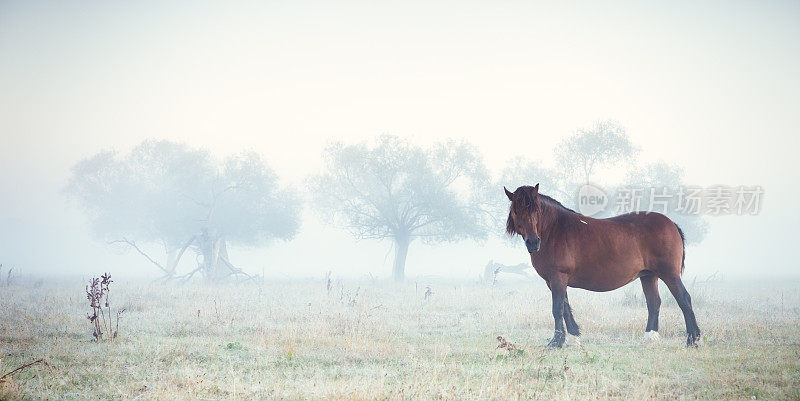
539, 204, 578, 242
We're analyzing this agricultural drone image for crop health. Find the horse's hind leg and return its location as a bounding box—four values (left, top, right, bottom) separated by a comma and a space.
640, 273, 661, 335
662, 275, 701, 347
563, 292, 581, 337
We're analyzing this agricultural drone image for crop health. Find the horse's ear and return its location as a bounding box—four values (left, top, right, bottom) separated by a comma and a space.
504, 186, 514, 201
527, 183, 540, 208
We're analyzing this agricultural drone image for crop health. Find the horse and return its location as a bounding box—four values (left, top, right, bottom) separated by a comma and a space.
504, 184, 701, 348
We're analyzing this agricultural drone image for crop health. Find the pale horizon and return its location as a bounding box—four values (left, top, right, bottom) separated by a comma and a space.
1, 0, 799, 279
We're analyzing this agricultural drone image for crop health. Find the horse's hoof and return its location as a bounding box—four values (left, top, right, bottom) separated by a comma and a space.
643, 331, 660, 343
545, 331, 566, 349
686, 332, 701, 348
566, 336, 581, 347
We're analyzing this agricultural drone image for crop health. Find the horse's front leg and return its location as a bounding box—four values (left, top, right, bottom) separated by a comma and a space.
547, 279, 567, 349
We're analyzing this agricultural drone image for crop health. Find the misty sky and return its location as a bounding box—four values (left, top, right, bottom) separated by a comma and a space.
1, 0, 799, 280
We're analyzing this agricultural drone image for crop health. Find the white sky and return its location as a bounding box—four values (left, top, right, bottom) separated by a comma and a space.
1, 0, 799, 280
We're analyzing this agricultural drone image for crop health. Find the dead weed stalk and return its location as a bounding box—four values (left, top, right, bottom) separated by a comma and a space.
86, 273, 124, 341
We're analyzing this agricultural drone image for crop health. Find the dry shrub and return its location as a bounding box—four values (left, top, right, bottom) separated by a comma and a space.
86, 273, 125, 341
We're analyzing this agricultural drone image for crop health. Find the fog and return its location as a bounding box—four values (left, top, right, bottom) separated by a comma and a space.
1, 0, 799, 281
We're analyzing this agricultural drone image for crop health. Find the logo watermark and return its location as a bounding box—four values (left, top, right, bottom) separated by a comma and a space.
576, 184, 764, 216
577, 183, 608, 217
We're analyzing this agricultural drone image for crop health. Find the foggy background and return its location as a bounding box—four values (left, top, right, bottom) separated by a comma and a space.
1, 0, 798, 280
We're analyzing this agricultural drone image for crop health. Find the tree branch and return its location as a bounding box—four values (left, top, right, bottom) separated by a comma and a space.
0, 359, 49, 383
170, 235, 196, 275
219, 254, 257, 282
107, 238, 171, 276
178, 264, 204, 282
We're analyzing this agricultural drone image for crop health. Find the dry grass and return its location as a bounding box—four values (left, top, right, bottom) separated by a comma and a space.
0, 276, 798, 400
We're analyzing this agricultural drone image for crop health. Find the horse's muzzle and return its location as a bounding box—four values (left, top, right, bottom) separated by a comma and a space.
525, 236, 541, 253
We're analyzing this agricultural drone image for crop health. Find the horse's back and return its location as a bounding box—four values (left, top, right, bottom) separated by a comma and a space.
606, 211, 670, 225
605, 211, 684, 275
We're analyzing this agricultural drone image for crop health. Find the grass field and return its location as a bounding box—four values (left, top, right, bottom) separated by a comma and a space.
0, 275, 798, 400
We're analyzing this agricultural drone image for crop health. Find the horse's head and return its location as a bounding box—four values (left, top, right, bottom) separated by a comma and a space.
505, 184, 542, 253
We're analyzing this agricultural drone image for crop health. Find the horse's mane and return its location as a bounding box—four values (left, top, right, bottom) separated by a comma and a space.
537, 193, 578, 215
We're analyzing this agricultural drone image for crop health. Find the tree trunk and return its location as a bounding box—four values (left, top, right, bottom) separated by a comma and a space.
198, 229, 229, 283
166, 247, 177, 276
214, 239, 231, 281
207, 237, 231, 282
198, 230, 212, 279
392, 235, 411, 282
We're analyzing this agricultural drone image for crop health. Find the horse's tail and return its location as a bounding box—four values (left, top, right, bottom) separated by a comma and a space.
674, 222, 686, 274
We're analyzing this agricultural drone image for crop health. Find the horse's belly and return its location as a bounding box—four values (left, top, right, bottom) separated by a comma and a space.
568, 267, 640, 292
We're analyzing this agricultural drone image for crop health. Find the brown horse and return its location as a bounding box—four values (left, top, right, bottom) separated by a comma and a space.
504, 184, 701, 348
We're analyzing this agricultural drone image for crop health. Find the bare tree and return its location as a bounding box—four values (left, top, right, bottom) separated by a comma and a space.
500, 123, 705, 245
66, 140, 301, 281
555, 120, 638, 185
308, 136, 492, 281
